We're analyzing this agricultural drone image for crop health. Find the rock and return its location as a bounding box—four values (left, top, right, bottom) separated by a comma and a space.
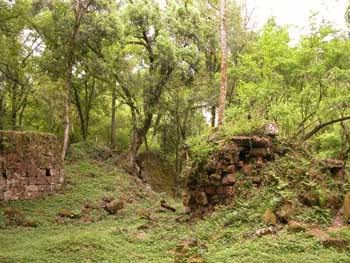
247, 176, 261, 184
216, 186, 234, 195
195, 192, 208, 206
249, 148, 270, 157
321, 238, 350, 250
204, 186, 216, 195
264, 123, 279, 136
58, 209, 77, 218
231, 136, 271, 148
210, 195, 226, 204
325, 194, 342, 210
287, 220, 305, 233
256, 156, 264, 167
241, 164, 253, 176
209, 173, 221, 181
102, 196, 115, 203
105, 200, 124, 215
263, 208, 277, 226
300, 192, 319, 207
182, 191, 191, 206
23, 220, 38, 228
256, 226, 277, 237
222, 174, 236, 185
4, 208, 26, 226
174, 238, 207, 263
277, 202, 294, 223
136, 232, 146, 239
183, 207, 191, 214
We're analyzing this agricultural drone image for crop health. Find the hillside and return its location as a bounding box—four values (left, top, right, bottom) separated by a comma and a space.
1, 144, 350, 263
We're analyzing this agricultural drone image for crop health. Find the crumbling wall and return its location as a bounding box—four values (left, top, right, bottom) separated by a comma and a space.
183, 136, 273, 216
0, 131, 64, 201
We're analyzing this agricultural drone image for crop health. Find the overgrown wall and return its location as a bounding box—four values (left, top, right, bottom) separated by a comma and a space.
0, 131, 64, 201
183, 136, 273, 216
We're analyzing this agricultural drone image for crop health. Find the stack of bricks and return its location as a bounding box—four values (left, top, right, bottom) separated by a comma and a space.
183, 136, 273, 216
0, 131, 64, 201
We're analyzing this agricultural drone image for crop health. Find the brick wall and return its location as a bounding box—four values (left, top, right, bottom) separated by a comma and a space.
0, 131, 64, 201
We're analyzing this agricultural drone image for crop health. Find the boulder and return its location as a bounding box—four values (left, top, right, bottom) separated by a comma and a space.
105, 200, 124, 215
287, 220, 305, 233
277, 202, 294, 223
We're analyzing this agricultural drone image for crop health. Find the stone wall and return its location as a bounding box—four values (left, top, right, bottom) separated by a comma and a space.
183, 136, 273, 216
0, 131, 64, 201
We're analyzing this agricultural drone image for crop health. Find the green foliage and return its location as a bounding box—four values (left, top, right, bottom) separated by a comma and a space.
222, 107, 269, 136
185, 128, 221, 161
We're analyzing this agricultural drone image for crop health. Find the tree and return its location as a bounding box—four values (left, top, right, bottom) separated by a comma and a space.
61, 0, 93, 159
112, 0, 178, 172
217, 0, 227, 126
0, 0, 33, 130
346, 0, 350, 26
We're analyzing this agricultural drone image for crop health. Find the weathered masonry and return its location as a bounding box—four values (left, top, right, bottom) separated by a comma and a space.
183, 136, 274, 216
0, 131, 64, 201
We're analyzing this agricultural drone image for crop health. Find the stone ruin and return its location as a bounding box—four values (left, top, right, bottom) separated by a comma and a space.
183, 136, 274, 216
0, 131, 64, 201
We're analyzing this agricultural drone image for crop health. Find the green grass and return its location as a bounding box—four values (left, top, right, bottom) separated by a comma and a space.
1, 158, 350, 263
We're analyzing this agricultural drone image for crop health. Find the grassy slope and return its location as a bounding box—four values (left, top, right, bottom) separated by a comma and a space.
0, 158, 350, 263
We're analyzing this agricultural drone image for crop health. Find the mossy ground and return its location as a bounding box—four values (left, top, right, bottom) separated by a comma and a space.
0, 156, 350, 263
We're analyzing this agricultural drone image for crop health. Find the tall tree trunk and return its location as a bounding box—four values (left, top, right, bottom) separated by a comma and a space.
211, 106, 216, 127
217, 0, 228, 127
0, 95, 4, 130
126, 113, 153, 174
72, 83, 86, 140
62, 66, 73, 159
61, 0, 91, 159
11, 88, 17, 130
111, 86, 116, 148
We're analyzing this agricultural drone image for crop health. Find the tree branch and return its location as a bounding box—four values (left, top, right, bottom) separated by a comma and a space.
302, 116, 350, 141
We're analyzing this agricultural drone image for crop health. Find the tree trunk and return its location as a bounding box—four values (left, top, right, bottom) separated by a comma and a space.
211, 106, 216, 127
126, 113, 153, 174
111, 86, 116, 148
61, 0, 91, 159
11, 88, 17, 130
62, 69, 72, 159
217, 0, 228, 127
0, 95, 4, 130
72, 83, 87, 140
125, 128, 146, 175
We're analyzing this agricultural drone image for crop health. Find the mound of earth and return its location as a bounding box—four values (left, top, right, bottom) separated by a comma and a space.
136, 151, 179, 197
